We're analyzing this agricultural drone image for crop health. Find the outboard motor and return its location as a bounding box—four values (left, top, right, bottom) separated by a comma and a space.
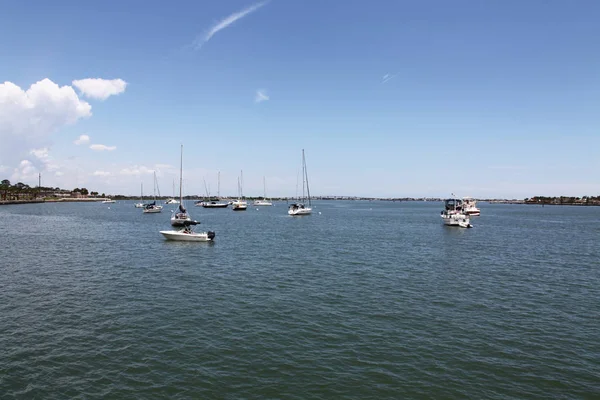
207, 231, 216, 240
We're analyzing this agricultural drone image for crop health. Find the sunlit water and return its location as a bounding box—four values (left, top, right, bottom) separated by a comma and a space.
1, 201, 598, 399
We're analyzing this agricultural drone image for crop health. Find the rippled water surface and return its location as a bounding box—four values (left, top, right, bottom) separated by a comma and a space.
1, 201, 599, 399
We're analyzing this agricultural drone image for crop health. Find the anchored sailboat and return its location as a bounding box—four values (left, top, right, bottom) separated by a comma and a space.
170, 145, 192, 226
288, 149, 312, 215
254, 176, 273, 206
143, 172, 163, 213
232, 171, 248, 211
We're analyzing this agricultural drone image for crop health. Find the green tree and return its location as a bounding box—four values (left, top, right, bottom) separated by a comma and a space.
80, 188, 89, 195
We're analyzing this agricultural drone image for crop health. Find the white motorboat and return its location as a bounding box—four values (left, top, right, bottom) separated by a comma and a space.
199, 200, 229, 208
254, 177, 273, 206
170, 145, 192, 226
143, 172, 163, 213
462, 196, 481, 216
102, 198, 116, 203
441, 198, 472, 228
232, 172, 248, 211
160, 221, 215, 242
288, 149, 312, 216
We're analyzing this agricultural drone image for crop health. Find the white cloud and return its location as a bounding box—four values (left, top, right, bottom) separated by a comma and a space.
90, 144, 117, 151
193, 1, 269, 49
0, 79, 92, 168
119, 165, 154, 176
72, 78, 127, 100
255, 89, 269, 103
93, 170, 110, 177
11, 160, 38, 182
74, 134, 90, 145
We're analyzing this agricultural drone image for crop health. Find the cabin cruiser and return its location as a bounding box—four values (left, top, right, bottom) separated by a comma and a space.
462, 197, 481, 216
441, 198, 472, 228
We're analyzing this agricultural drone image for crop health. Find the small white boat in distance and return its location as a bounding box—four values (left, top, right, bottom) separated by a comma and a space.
232, 200, 248, 211
134, 183, 145, 208
102, 198, 116, 203
462, 196, 481, 216
254, 199, 273, 206
232, 172, 248, 211
288, 203, 311, 215
441, 198, 472, 228
165, 198, 180, 205
143, 202, 163, 213
254, 177, 273, 206
160, 221, 215, 242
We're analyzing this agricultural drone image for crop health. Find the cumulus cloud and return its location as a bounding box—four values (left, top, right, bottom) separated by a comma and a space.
72, 78, 127, 100
74, 134, 90, 145
11, 160, 38, 182
90, 144, 116, 151
0, 79, 92, 167
93, 170, 110, 177
255, 89, 269, 103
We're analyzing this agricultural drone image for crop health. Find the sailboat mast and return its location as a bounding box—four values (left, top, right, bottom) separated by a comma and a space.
303, 149, 311, 207
240, 170, 244, 198
218, 171, 221, 198
302, 149, 306, 202
263, 176, 266, 199
179, 144, 183, 203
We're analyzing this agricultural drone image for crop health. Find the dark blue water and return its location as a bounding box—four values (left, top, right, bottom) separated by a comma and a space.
1, 201, 599, 399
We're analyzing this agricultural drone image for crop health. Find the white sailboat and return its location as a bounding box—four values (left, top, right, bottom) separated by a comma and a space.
165, 179, 180, 204
288, 149, 312, 216
143, 172, 163, 213
170, 145, 192, 226
254, 176, 273, 206
232, 171, 248, 211
134, 183, 145, 208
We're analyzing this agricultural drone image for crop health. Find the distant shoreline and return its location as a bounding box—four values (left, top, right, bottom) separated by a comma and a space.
1, 198, 599, 206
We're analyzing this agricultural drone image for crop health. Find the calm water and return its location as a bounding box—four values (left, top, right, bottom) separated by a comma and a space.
1, 201, 599, 399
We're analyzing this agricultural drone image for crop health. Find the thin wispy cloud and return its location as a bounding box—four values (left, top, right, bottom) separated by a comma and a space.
255, 89, 269, 103
90, 144, 116, 151
381, 73, 397, 84
193, 1, 269, 50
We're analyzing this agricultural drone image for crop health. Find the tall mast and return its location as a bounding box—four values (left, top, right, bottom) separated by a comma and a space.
240, 170, 244, 198
218, 171, 221, 198
179, 144, 183, 203
302, 149, 305, 202
304, 149, 311, 206
153, 171, 156, 200
263, 176, 266, 199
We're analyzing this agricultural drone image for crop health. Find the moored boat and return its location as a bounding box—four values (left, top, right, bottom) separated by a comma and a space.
441, 198, 472, 228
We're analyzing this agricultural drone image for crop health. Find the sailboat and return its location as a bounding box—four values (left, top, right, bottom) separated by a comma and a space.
197, 171, 229, 208
232, 171, 248, 211
143, 172, 163, 213
170, 145, 192, 226
288, 149, 312, 215
165, 179, 180, 204
134, 183, 145, 208
254, 176, 273, 206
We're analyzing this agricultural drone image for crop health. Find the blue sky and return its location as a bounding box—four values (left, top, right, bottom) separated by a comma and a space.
1, 0, 599, 198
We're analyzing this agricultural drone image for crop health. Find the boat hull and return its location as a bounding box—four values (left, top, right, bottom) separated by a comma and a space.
160, 230, 215, 242
171, 217, 191, 226
201, 203, 229, 208
441, 213, 472, 228
143, 206, 163, 213
253, 201, 273, 206
288, 207, 312, 216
